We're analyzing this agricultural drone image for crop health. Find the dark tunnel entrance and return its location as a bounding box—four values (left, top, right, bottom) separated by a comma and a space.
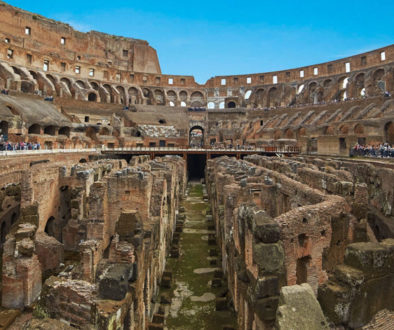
187, 154, 206, 180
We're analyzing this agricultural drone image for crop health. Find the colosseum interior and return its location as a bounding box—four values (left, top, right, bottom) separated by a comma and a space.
0, 1, 393, 329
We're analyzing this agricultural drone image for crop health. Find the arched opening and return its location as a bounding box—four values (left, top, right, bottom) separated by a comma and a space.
154, 89, 165, 105
88, 93, 97, 102
339, 125, 349, 135
128, 87, 139, 104
207, 102, 215, 109
76, 80, 86, 89
103, 84, 115, 103
354, 124, 364, 134
384, 121, 394, 144
227, 101, 236, 108
117, 86, 126, 105
167, 90, 177, 105
0, 121, 9, 137
45, 216, 56, 237
267, 87, 279, 107
90, 82, 99, 90
245, 90, 252, 100
324, 126, 334, 135
190, 91, 204, 107
273, 130, 282, 140
28, 124, 41, 134
179, 91, 188, 103
99, 127, 110, 136
44, 126, 57, 136
284, 129, 294, 139
59, 126, 70, 137
142, 88, 153, 105
189, 126, 204, 148
255, 89, 265, 107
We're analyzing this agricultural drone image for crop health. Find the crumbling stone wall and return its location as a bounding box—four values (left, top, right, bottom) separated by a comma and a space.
206, 155, 393, 329
1, 155, 186, 329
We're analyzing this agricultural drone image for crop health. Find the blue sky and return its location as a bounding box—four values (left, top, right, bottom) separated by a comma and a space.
6, 0, 394, 83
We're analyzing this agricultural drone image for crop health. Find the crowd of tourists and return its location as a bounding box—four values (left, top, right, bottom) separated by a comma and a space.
0, 136, 41, 151
350, 142, 394, 158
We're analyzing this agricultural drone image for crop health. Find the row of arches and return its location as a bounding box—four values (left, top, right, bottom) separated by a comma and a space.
267, 121, 393, 144
242, 66, 393, 108
27, 124, 71, 137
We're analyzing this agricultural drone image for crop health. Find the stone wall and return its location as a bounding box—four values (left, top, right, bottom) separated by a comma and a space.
1, 154, 186, 329
206, 155, 393, 329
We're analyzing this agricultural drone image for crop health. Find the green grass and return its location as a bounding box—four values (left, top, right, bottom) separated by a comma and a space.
163, 183, 237, 330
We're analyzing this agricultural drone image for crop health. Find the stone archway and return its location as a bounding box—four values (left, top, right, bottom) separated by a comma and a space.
189, 126, 204, 148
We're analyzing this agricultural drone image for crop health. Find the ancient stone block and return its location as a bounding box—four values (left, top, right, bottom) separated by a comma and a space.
276, 284, 329, 330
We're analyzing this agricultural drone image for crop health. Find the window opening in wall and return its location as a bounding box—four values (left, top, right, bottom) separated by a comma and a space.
297, 84, 305, 95
180, 78, 185, 85
7, 49, 13, 59
159, 140, 165, 147
286, 71, 290, 77
219, 101, 225, 109
89, 69, 95, 77
181, 101, 186, 107
260, 120, 264, 126
207, 102, 215, 109
246, 77, 252, 84
26, 54, 32, 65
227, 101, 236, 108
221, 78, 226, 86
25, 27, 31, 35
339, 137, 347, 150
168, 78, 173, 85
88, 93, 97, 102
169, 101, 175, 107
244, 90, 252, 100
259, 75, 264, 82
61, 37, 66, 45
43, 60, 49, 72
75, 66, 81, 74
234, 77, 239, 83
273, 75, 278, 84
361, 56, 367, 66
60, 62, 66, 72
84, 116, 89, 123
327, 64, 333, 73
5, 38, 10, 43
129, 74, 134, 82
155, 77, 161, 84
313, 67, 318, 75
116, 73, 121, 81
345, 62, 351, 73
77, 55, 81, 61
381, 51, 386, 61
300, 70, 304, 78
296, 256, 311, 284
123, 49, 128, 57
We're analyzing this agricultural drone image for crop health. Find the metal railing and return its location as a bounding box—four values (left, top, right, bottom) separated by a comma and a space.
0, 148, 98, 157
